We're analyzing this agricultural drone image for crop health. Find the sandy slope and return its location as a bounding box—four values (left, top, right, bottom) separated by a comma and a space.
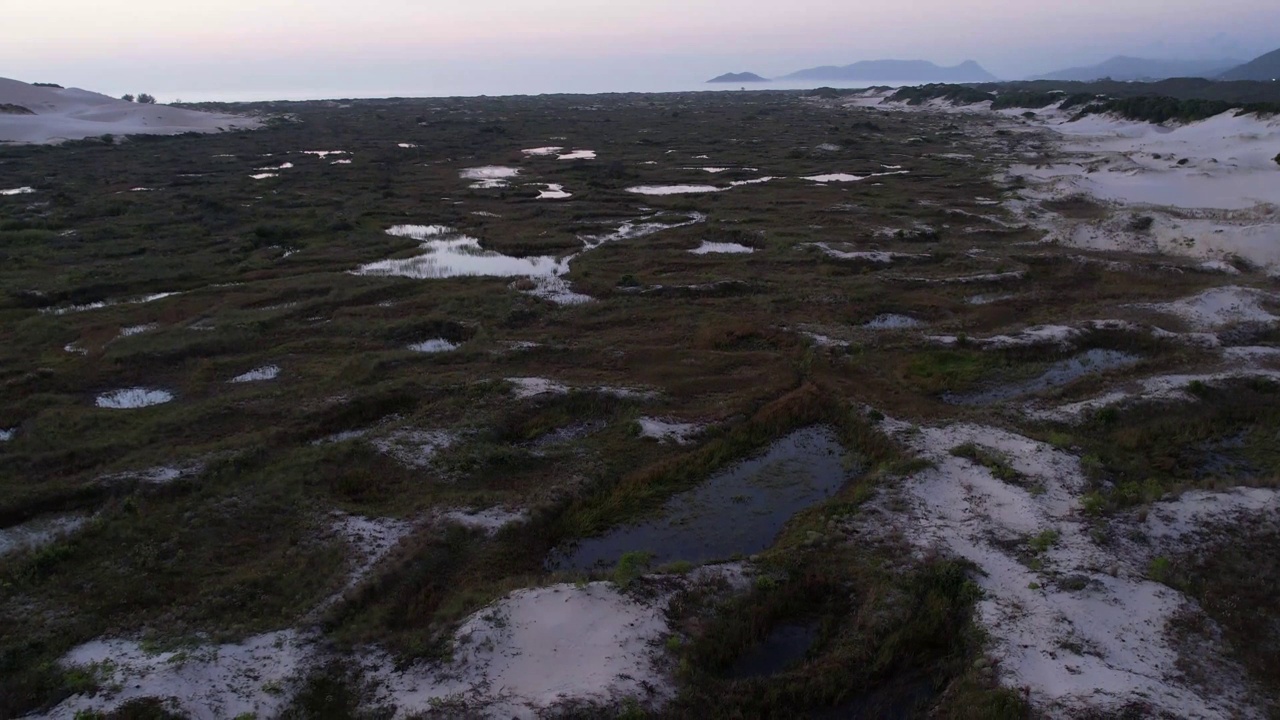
0, 77, 260, 144
1007, 109, 1280, 270
857, 418, 1273, 718
843, 89, 1280, 271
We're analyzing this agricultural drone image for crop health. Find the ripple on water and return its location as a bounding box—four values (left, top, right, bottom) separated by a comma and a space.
549, 426, 852, 570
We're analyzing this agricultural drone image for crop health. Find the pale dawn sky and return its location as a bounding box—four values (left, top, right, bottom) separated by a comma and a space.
3, 0, 1277, 100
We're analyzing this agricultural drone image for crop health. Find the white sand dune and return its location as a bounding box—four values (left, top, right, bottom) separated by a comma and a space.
0, 77, 261, 144
857, 417, 1272, 718
1007, 110, 1280, 270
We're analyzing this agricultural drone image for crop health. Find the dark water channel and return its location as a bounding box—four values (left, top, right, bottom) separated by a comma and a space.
549, 426, 853, 570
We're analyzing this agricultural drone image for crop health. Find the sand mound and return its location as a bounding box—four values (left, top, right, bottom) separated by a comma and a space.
0, 77, 261, 144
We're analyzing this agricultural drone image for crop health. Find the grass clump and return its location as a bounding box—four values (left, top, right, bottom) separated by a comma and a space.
1028, 529, 1060, 555
612, 551, 654, 590
952, 443, 1039, 491
950, 443, 1023, 485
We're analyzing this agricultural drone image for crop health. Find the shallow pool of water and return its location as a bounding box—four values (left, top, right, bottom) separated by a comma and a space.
549, 426, 852, 570
945, 349, 1142, 406
727, 622, 819, 679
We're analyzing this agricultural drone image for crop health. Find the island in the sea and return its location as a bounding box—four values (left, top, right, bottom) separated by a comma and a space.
707, 72, 769, 84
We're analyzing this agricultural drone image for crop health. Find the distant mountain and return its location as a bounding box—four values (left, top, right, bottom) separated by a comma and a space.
707, 72, 768, 84
1031, 56, 1242, 82
1219, 47, 1280, 81
783, 60, 996, 82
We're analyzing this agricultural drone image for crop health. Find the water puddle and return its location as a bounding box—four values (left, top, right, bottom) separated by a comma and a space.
558, 150, 596, 160
945, 349, 1142, 406
408, 339, 458, 353
727, 622, 819, 679
461, 166, 519, 189
229, 365, 280, 383
95, 388, 174, 409
537, 184, 572, 199
1, 187, 36, 196
863, 314, 922, 330
549, 426, 851, 570
0, 514, 87, 556
691, 241, 753, 255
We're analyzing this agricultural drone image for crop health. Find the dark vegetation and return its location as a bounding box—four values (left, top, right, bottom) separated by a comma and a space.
886, 78, 1280, 122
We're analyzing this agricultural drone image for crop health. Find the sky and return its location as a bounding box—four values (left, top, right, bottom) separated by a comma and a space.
2, 0, 1277, 100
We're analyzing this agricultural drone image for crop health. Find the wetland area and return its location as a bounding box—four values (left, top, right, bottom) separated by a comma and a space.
2, 83, 1280, 719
